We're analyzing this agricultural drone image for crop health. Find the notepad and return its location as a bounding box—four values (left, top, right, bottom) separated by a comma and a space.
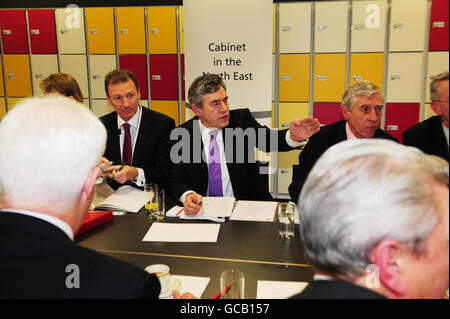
94, 185, 147, 214
165, 197, 235, 222
142, 223, 221, 242
230, 200, 278, 222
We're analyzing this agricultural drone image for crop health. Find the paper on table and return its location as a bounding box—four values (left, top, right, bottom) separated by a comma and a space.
142, 223, 221, 242
230, 200, 278, 222
95, 185, 147, 213
165, 204, 226, 222
256, 280, 308, 299
168, 275, 210, 299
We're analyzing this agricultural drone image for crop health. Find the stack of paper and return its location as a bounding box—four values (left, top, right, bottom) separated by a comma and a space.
95, 185, 147, 213
230, 200, 278, 222
142, 223, 221, 242
166, 197, 235, 222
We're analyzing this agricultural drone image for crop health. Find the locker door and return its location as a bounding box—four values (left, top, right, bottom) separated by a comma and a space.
89, 55, 117, 98
86, 8, 116, 55
0, 98, 5, 119
313, 53, 347, 102
279, 54, 310, 102
148, 7, 177, 54
279, 3, 311, 53
0, 58, 4, 96
179, 6, 184, 54
59, 55, 89, 98
426, 51, 449, 102
429, 0, 449, 51
350, 53, 384, 90
55, 8, 86, 54
3, 55, 32, 97
313, 103, 344, 126
28, 9, 57, 54
314, 1, 348, 53
389, 0, 428, 52
116, 8, 146, 55
385, 103, 420, 143
181, 54, 185, 101
119, 55, 148, 99
0, 10, 29, 53
151, 100, 179, 126
351, 0, 387, 52
149, 54, 178, 100
30, 55, 59, 96
92, 99, 114, 118
278, 102, 310, 130
386, 53, 424, 102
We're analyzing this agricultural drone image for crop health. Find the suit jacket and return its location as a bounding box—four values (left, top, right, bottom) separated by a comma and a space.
402, 115, 449, 162
288, 120, 398, 202
168, 108, 297, 202
100, 107, 175, 190
290, 280, 386, 299
0, 212, 160, 298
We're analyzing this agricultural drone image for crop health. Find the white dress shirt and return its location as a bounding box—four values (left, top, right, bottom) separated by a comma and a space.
116, 105, 146, 186
442, 122, 449, 151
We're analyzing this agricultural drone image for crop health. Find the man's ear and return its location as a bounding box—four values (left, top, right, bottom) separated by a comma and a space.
191, 104, 202, 117
369, 239, 407, 298
430, 102, 442, 116
341, 105, 351, 120
80, 166, 99, 205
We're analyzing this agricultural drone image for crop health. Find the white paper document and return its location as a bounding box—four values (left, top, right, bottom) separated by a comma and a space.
95, 185, 147, 213
171, 275, 210, 299
256, 280, 308, 299
230, 200, 278, 222
165, 197, 235, 222
142, 223, 221, 242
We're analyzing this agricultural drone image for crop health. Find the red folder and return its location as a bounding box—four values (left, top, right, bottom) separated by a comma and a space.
75, 210, 113, 237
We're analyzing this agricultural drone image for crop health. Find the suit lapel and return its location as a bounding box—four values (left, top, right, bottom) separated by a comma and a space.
132, 108, 152, 166
190, 119, 209, 190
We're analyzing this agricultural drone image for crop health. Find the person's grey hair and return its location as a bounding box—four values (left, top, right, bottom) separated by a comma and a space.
341, 81, 381, 111
187, 73, 226, 109
298, 139, 448, 279
430, 70, 449, 102
0, 96, 106, 212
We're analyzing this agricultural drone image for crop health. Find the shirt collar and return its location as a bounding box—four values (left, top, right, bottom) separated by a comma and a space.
198, 120, 221, 140
2, 208, 74, 241
117, 105, 141, 129
345, 121, 359, 140
441, 121, 449, 147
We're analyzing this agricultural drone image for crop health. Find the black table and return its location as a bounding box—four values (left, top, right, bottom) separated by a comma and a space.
76, 209, 313, 298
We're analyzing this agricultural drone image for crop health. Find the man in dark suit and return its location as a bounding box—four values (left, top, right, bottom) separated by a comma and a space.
101, 69, 175, 190
0, 96, 160, 298
290, 139, 449, 299
289, 81, 397, 202
168, 73, 320, 215
403, 70, 449, 162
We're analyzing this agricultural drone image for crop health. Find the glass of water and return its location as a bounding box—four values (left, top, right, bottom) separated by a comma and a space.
277, 202, 295, 239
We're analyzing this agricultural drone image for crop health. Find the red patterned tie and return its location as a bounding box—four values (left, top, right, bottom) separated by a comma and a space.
122, 123, 132, 166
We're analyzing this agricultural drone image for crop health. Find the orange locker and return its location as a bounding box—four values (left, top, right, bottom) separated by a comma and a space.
151, 100, 180, 126
349, 53, 384, 91
3, 55, 32, 97
86, 8, 116, 55
279, 54, 310, 102
313, 54, 347, 102
0, 58, 4, 96
117, 8, 146, 54
148, 7, 177, 54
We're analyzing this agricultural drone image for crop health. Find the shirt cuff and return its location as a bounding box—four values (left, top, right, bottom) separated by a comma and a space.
286, 130, 307, 148
179, 190, 196, 204
132, 167, 146, 187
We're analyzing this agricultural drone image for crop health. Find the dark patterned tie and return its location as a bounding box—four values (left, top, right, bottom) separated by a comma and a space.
122, 123, 132, 166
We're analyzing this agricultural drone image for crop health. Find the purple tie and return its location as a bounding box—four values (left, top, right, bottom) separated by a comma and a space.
208, 130, 223, 197
122, 123, 132, 166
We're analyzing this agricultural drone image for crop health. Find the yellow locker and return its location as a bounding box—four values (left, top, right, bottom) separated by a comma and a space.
148, 7, 177, 54
0, 58, 4, 96
86, 8, 116, 55
179, 6, 184, 54
117, 8, 146, 54
151, 100, 180, 126
313, 53, 347, 102
279, 54, 310, 102
350, 53, 384, 91
0, 98, 5, 119
278, 102, 310, 129
3, 55, 32, 97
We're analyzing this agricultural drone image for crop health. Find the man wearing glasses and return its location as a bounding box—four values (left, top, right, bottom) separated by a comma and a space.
403, 70, 449, 162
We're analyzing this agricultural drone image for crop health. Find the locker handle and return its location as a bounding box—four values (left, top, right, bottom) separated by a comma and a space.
92, 74, 101, 79
353, 75, 363, 81
60, 29, 68, 34
120, 29, 129, 34
316, 75, 327, 81
34, 73, 44, 78
7, 73, 16, 79
150, 28, 160, 34
281, 123, 289, 129
390, 75, 400, 81
281, 75, 291, 81
387, 125, 398, 131
280, 169, 290, 174
392, 23, 403, 29
90, 29, 99, 34
281, 26, 292, 32
317, 25, 328, 31
352, 24, 365, 30
2, 29, 12, 35
432, 21, 445, 28
152, 75, 161, 80
31, 29, 40, 35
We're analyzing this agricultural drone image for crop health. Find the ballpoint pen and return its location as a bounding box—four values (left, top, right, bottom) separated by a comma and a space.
212, 283, 232, 299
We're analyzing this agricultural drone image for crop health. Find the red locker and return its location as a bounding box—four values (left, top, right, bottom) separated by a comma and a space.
429, 0, 449, 51
149, 54, 178, 100
0, 10, 29, 53
313, 103, 344, 126
27, 9, 57, 54
385, 103, 420, 144
118, 55, 148, 100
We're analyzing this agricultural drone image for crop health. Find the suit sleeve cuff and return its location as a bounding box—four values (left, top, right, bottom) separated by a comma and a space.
180, 190, 196, 204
